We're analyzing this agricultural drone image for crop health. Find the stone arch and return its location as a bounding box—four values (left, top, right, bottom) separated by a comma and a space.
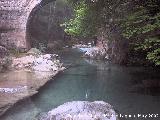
0, 0, 55, 51
26, 0, 72, 50
26, 0, 56, 49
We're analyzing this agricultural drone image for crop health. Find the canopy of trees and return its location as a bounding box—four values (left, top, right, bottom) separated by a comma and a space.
62, 0, 160, 66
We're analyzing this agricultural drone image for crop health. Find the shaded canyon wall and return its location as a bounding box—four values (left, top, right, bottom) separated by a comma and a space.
96, 28, 129, 64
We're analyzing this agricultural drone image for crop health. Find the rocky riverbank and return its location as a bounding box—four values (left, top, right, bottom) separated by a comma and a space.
0, 51, 65, 116
74, 44, 109, 60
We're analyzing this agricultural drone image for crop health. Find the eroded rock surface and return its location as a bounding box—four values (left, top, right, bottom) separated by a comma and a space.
40, 101, 117, 120
12, 53, 64, 72
0, 50, 65, 116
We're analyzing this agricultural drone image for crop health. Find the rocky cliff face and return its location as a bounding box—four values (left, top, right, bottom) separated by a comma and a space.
80, 30, 129, 64
96, 28, 129, 64
0, 0, 42, 50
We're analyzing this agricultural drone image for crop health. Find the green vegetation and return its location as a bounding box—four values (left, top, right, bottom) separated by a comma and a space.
61, 1, 99, 37
121, 1, 160, 65
63, 0, 160, 66
135, 37, 160, 65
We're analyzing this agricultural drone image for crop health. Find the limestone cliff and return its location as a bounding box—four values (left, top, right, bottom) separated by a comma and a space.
95, 28, 129, 64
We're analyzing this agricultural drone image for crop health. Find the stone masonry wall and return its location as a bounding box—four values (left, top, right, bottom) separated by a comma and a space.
0, 0, 41, 50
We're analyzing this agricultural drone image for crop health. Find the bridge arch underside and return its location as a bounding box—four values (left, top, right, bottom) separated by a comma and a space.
0, 0, 63, 51
27, 0, 73, 51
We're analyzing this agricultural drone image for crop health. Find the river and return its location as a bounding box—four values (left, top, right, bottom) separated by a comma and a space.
1, 48, 160, 120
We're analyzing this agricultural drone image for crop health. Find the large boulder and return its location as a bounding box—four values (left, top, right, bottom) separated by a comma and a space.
40, 101, 117, 120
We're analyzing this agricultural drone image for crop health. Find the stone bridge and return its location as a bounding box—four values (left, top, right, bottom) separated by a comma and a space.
0, 0, 55, 51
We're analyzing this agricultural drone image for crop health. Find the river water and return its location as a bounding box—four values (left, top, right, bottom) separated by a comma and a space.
1, 48, 160, 120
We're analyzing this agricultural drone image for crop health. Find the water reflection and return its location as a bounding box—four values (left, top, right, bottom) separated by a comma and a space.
1, 49, 160, 120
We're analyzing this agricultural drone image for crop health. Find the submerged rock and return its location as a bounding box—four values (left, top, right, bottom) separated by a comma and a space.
40, 101, 117, 120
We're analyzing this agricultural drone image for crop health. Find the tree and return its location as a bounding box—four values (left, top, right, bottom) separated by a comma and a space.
121, 0, 160, 65
64, 0, 160, 65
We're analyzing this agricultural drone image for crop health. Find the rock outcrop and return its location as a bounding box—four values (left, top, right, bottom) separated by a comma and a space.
0, 0, 42, 50
39, 101, 117, 120
0, 48, 65, 116
84, 47, 108, 60
12, 53, 63, 72
96, 27, 130, 64
0, 70, 60, 116
80, 28, 129, 64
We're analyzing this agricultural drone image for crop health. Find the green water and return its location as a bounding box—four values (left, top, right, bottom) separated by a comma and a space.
1, 49, 160, 120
